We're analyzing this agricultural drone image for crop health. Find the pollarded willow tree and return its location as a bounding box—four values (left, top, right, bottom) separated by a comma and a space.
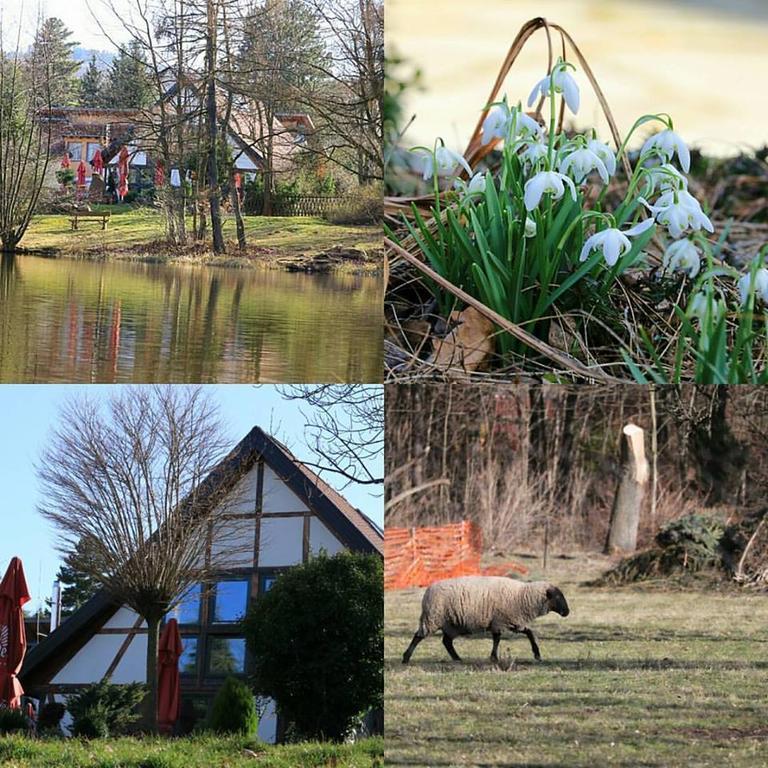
37, 386, 252, 731
0, 22, 53, 252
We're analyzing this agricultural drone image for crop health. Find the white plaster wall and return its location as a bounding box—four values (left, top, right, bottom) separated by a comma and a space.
102, 607, 145, 630
262, 466, 308, 513
210, 516, 256, 569
258, 516, 304, 567
110, 634, 147, 684
220, 466, 259, 515
257, 697, 278, 743
309, 516, 345, 556
52, 634, 127, 684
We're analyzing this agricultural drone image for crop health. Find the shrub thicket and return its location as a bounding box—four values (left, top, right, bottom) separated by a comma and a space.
207, 677, 259, 736
67, 680, 146, 738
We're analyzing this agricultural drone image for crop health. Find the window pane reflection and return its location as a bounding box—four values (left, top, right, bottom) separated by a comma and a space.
179, 637, 198, 675
166, 584, 201, 624
213, 580, 249, 623
207, 637, 246, 674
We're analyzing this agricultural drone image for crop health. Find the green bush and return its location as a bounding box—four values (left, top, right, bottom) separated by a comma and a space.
71, 702, 110, 739
67, 680, 147, 737
325, 185, 382, 225
244, 551, 383, 741
207, 677, 258, 736
37, 701, 66, 735
0, 706, 29, 734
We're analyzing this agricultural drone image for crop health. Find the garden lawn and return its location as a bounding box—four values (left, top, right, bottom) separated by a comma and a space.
385, 555, 768, 767
20, 206, 380, 259
0, 734, 383, 768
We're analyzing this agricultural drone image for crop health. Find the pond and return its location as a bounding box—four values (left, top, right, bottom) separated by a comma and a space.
0, 254, 382, 383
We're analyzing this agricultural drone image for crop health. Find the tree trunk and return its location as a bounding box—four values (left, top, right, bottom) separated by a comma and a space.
144, 614, 161, 733
604, 423, 649, 554
205, 0, 226, 254
230, 180, 246, 250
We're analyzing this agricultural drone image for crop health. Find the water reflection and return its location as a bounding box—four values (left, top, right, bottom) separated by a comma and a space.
0, 255, 382, 383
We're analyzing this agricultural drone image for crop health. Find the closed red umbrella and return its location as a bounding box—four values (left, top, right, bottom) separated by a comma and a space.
0, 557, 31, 708
77, 160, 87, 186
118, 146, 129, 201
91, 150, 104, 174
157, 618, 183, 733
154, 161, 165, 187
61, 154, 71, 169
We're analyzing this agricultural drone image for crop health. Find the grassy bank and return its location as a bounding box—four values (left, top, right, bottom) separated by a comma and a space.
0, 734, 383, 768
385, 556, 768, 767
19, 206, 381, 270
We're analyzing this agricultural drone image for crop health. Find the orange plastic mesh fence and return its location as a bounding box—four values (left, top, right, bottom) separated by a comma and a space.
384, 521, 528, 590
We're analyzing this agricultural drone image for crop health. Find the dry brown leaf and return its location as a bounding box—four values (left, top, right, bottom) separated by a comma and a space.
430, 307, 495, 372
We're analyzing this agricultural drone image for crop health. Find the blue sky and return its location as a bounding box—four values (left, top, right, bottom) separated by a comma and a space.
0, 385, 383, 613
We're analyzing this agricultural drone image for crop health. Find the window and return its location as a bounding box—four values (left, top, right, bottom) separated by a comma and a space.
179, 636, 198, 675
259, 572, 278, 594
166, 584, 201, 625
86, 142, 101, 161
66, 141, 82, 161
207, 637, 246, 675
212, 580, 249, 623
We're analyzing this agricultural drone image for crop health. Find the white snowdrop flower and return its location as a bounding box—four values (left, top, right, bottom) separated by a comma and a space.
737, 268, 768, 306
640, 129, 691, 173
467, 172, 487, 194
481, 105, 509, 146
579, 219, 655, 267
559, 147, 610, 184
519, 139, 549, 169
419, 145, 473, 181
646, 163, 688, 193
689, 290, 725, 324
641, 190, 713, 239
481, 103, 542, 145
523, 171, 577, 211
528, 67, 580, 114
662, 239, 701, 278
587, 139, 616, 176
525, 217, 537, 238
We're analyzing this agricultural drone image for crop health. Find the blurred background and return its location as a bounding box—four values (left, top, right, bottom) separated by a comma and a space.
386, 0, 768, 157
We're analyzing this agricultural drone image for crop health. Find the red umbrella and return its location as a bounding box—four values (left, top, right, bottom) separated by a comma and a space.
154, 161, 165, 187
91, 150, 104, 174
0, 557, 31, 709
76, 160, 87, 186
118, 146, 129, 201
157, 619, 183, 733
61, 154, 71, 169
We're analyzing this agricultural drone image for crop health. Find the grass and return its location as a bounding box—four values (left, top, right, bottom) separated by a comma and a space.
19, 205, 381, 266
0, 734, 383, 768
385, 555, 768, 767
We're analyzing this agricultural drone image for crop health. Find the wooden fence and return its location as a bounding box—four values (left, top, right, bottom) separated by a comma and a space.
244, 192, 346, 217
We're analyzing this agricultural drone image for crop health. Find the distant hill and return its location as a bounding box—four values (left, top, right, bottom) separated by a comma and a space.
73, 46, 115, 73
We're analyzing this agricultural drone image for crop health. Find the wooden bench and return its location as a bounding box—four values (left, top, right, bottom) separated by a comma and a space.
69, 211, 111, 231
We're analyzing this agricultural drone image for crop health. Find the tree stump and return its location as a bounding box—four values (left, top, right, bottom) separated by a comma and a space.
604, 423, 649, 554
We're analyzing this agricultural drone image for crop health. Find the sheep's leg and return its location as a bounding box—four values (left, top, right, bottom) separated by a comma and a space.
522, 628, 541, 660
402, 632, 425, 664
490, 631, 501, 663
441, 628, 462, 662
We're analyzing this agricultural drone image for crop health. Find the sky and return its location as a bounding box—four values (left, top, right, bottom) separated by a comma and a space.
1, 0, 132, 52
0, 385, 384, 613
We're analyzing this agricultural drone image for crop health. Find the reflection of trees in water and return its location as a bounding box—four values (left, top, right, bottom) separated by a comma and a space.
0, 253, 19, 305
0, 256, 382, 382
208, 638, 243, 674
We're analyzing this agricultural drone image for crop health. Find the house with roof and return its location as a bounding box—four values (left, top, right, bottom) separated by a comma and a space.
20, 425, 383, 742
41, 91, 313, 196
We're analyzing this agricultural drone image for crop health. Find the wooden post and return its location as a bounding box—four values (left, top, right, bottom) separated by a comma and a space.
604, 423, 649, 555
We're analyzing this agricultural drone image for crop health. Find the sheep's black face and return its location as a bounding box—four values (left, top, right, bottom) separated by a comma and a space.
546, 586, 570, 617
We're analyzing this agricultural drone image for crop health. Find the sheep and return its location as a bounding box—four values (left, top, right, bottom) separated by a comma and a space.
401, 576, 569, 664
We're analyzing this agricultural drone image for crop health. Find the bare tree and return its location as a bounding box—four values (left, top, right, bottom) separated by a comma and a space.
37, 386, 250, 731
0, 17, 54, 251
277, 384, 383, 487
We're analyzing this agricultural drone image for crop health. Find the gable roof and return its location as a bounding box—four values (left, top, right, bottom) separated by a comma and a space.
20, 426, 382, 689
